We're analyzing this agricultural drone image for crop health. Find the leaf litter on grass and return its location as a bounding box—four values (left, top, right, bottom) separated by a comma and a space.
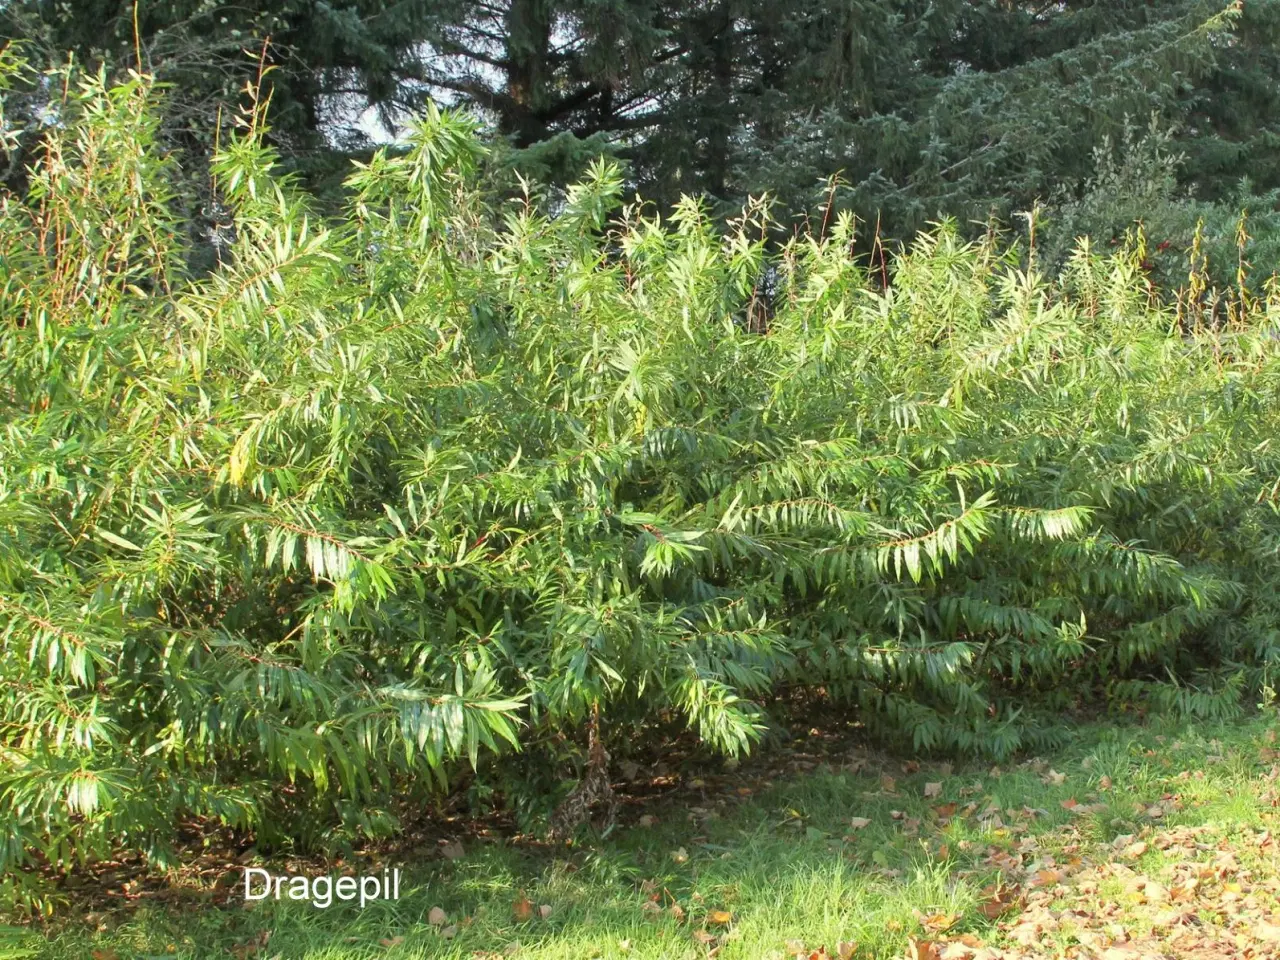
887, 818, 1280, 960
44, 722, 1280, 960
756, 736, 1280, 960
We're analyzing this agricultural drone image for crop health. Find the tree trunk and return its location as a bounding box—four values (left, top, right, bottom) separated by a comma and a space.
503, 0, 554, 146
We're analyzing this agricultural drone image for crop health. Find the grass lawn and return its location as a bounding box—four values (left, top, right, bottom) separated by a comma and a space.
13, 715, 1280, 960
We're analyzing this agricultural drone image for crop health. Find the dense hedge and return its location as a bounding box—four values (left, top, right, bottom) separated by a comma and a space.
5, 61, 1280, 913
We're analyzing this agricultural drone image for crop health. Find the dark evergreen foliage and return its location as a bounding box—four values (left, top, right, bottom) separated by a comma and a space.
7, 2, 1280, 240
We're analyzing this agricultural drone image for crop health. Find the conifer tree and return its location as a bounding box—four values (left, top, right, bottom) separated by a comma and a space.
8, 1, 1278, 238
1, 0, 443, 161
729, 1, 1278, 236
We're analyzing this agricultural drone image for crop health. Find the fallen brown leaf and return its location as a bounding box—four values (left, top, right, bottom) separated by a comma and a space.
1142, 880, 1169, 902
1256, 921, 1280, 941
1030, 868, 1063, 888
441, 840, 465, 860
1121, 841, 1148, 860
905, 937, 941, 960
977, 883, 1021, 919
513, 894, 533, 922
917, 911, 958, 933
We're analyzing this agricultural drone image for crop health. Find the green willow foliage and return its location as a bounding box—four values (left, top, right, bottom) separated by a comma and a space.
6, 60, 1280, 913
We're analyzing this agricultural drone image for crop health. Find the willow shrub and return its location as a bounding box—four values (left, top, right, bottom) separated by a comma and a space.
5, 61, 1280, 914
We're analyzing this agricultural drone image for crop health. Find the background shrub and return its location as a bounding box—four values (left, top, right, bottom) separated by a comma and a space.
1041, 116, 1280, 300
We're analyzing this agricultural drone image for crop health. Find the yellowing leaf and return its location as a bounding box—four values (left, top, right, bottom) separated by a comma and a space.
229, 429, 254, 486
707, 909, 733, 925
